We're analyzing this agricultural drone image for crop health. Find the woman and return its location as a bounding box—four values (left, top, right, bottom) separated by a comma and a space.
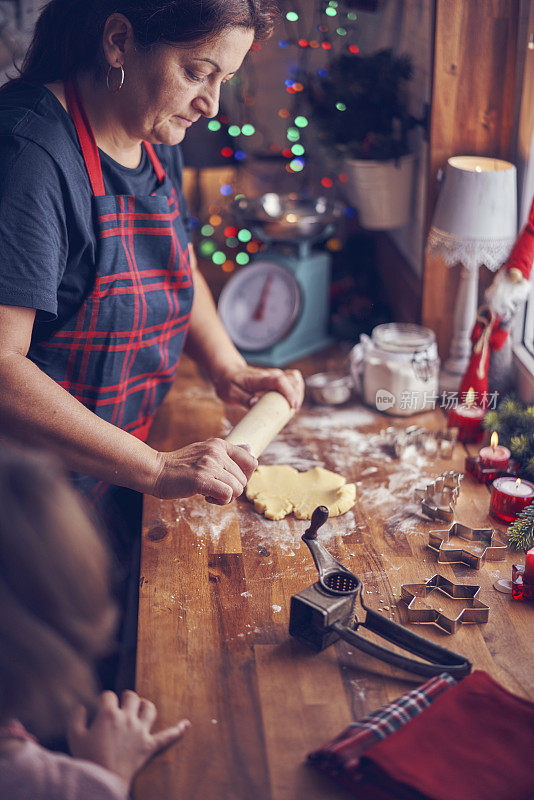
0, 0, 304, 685
0, 4, 303, 535
0, 444, 190, 800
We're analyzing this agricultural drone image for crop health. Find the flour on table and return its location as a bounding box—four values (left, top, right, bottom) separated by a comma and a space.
260, 438, 319, 471
174, 497, 231, 543
293, 406, 376, 431
359, 459, 427, 535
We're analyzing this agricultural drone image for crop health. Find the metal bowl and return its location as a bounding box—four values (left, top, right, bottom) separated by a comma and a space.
232, 193, 343, 242
306, 372, 353, 405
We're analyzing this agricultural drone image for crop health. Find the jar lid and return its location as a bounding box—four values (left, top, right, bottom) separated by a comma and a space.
372, 323, 436, 354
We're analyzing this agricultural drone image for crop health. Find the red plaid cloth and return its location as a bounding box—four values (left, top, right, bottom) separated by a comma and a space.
360, 670, 534, 800
308, 672, 456, 790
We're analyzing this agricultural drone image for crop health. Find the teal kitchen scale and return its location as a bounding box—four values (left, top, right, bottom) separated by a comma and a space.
217, 193, 343, 367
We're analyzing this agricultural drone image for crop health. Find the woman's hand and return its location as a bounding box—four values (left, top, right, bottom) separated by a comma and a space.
212, 365, 305, 410
151, 438, 257, 502
67, 690, 190, 786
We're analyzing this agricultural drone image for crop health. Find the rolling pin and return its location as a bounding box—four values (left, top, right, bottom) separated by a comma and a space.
225, 391, 296, 458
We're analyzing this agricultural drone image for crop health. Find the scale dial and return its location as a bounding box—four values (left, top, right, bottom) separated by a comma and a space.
218, 260, 301, 352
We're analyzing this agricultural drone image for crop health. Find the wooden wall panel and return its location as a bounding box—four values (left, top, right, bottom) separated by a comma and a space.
422, 0, 520, 358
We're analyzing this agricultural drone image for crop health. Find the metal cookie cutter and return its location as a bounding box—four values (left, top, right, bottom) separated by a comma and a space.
382, 427, 458, 460
400, 575, 489, 634
415, 470, 463, 522
428, 522, 508, 569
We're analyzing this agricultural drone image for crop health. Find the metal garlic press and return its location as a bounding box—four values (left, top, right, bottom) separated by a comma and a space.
289, 507, 472, 679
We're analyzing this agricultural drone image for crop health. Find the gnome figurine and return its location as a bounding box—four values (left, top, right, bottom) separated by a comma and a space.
459, 197, 534, 406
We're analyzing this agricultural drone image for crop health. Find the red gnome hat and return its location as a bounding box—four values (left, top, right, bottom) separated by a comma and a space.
504, 196, 534, 281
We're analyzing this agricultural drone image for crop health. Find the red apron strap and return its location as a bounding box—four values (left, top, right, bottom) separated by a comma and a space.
143, 141, 166, 184
64, 80, 106, 198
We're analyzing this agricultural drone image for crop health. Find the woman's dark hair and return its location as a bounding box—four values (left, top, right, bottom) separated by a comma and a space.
18, 0, 277, 84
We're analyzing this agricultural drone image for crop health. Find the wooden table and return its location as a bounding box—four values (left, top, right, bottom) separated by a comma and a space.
135, 352, 534, 800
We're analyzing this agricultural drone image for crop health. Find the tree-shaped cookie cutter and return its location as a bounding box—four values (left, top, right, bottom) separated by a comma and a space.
400, 574, 489, 634
414, 471, 463, 522
428, 522, 508, 569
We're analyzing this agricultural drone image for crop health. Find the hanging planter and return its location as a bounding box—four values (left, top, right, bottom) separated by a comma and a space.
303, 49, 419, 229
342, 152, 417, 230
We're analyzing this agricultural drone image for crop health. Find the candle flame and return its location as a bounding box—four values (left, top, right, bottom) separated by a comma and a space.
491, 432, 498, 448
465, 387, 475, 408
516, 478, 522, 488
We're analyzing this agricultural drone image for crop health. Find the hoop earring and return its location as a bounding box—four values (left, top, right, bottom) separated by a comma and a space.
106, 63, 125, 93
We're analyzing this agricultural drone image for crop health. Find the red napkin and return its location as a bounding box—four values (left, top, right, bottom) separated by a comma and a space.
361, 670, 534, 800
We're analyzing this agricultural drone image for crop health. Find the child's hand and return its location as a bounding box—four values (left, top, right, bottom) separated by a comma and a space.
67, 690, 190, 785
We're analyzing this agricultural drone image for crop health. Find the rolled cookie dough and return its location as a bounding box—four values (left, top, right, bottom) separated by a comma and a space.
245, 465, 356, 520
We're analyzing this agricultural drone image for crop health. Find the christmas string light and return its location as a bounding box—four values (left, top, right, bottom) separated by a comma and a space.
237, 229, 252, 243
194, 0, 362, 272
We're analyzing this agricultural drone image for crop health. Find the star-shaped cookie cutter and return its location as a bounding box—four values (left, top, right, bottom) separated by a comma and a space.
414, 471, 463, 522
400, 574, 489, 634
428, 522, 507, 569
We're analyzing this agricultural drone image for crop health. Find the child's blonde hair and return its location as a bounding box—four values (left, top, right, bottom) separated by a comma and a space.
0, 444, 116, 738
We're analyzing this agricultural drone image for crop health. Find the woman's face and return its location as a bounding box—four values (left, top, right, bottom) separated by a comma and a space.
118, 26, 255, 146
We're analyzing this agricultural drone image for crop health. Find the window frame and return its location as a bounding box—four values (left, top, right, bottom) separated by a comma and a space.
512, 0, 534, 401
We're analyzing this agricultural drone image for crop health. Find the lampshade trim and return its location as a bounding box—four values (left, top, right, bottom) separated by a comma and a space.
426, 226, 516, 272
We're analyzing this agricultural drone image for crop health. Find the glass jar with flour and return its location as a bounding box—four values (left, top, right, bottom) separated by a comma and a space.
350, 323, 440, 416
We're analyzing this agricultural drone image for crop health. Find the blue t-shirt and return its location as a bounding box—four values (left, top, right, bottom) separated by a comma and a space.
0, 80, 192, 345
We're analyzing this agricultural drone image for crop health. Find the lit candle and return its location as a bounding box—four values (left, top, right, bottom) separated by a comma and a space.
448, 387, 485, 443
479, 432, 511, 470
525, 546, 534, 586
490, 477, 534, 523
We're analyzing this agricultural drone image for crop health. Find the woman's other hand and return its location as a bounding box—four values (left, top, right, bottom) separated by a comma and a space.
67, 691, 191, 786
152, 438, 257, 502
213, 365, 304, 410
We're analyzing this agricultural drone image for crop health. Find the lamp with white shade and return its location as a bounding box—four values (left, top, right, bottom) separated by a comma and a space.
426, 155, 517, 391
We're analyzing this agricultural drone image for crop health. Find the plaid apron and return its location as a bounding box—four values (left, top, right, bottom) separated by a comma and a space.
29, 80, 194, 503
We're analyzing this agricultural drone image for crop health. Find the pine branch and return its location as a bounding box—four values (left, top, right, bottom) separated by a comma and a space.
507, 503, 534, 552
483, 396, 534, 480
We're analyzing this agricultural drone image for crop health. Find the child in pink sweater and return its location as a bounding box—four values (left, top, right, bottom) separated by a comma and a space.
0, 445, 190, 799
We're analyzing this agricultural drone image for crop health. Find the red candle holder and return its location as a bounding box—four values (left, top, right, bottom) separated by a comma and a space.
512, 564, 534, 602
490, 477, 534, 523
465, 456, 519, 485
448, 404, 485, 443
479, 443, 510, 470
